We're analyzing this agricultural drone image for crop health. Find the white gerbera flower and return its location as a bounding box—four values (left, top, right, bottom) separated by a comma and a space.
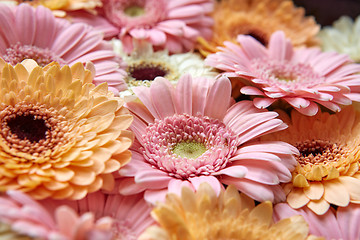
318, 15, 360, 62
113, 39, 217, 101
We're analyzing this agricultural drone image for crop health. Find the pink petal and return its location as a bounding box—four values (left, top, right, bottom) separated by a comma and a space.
150, 77, 176, 119
236, 34, 267, 59
168, 179, 194, 196
253, 97, 277, 109
15, 4, 36, 45
192, 77, 211, 115
33, 6, 58, 48
204, 76, 231, 120
0, 5, 17, 44
213, 165, 248, 178
268, 31, 293, 61
240, 86, 265, 96
118, 178, 147, 195
296, 101, 319, 116
284, 97, 310, 108
134, 169, 172, 189
189, 175, 222, 196
144, 189, 168, 204
175, 74, 193, 115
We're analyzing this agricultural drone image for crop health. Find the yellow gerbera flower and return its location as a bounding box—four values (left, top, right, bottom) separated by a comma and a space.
0, 58, 133, 200
262, 107, 360, 215
13, 0, 102, 16
197, 0, 320, 56
139, 183, 321, 240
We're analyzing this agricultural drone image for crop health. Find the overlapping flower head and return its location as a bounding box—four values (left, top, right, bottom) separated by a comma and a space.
0, 58, 133, 200
69, 0, 214, 54
206, 31, 360, 116
139, 183, 322, 240
197, 0, 320, 56
38, 181, 155, 240
262, 107, 360, 215
118, 74, 298, 204
112, 39, 217, 100
0, 3, 127, 95
0, 190, 115, 240
274, 203, 360, 239
318, 15, 360, 63
7, 0, 102, 17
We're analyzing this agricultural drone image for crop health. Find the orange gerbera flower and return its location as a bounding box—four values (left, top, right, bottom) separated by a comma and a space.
262, 107, 360, 215
0, 58, 133, 200
197, 0, 320, 56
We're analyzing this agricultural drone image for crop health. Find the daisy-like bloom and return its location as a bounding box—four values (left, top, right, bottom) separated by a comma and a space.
0, 58, 133, 200
318, 15, 360, 63
139, 183, 321, 240
0, 3, 127, 95
112, 39, 217, 100
205, 31, 360, 116
197, 0, 320, 56
262, 107, 360, 215
118, 74, 298, 204
10, 0, 102, 17
274, 203, 360, 239
39, 182, 155, 240
70, 0, 214, 54
0, 191, 115, 240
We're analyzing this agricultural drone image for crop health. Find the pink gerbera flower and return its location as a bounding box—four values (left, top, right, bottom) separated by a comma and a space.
0, 3, 127, 94
0, 191, 114, 240
274, 203, 360, 240
118, 74, 298, 204
205, 31, 360, 116
69, 0, 214, 54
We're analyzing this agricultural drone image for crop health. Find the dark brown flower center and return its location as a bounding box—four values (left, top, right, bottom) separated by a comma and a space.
128, 62, 168, 81
295, 139, 347, 166
7, 115, 49, 143
230, 24, 269, 46
0, 102, 70, 157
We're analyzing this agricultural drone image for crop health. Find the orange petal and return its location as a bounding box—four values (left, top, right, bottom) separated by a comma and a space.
323, 179, 350, 207
303, 182, 324, 200
69, 167, 96, 186
54, 168, 75, 182
306, 199, 330, 215
338, 176, 360, 201
287, 188, 309, 209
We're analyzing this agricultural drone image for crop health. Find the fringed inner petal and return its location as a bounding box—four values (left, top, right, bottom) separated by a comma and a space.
142, 114, 238, 179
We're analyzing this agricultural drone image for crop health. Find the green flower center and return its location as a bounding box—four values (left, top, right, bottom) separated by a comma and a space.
172, 141, 207, 159
124, 5, 145, 17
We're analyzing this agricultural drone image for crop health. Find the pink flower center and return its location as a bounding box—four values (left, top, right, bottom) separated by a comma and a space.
2, 43, 65, 67
142, 114, 238, 179
103, 0, 167, 29
250, 58, 325, 90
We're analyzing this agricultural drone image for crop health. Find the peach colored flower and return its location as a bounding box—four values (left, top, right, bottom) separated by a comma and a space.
0, 58, 133, 200
139, 183, 321, 240
197, 0, 320, 56
262, 107, 360, 215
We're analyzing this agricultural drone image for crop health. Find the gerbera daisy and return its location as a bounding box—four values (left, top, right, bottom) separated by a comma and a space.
118, 74, 298, 204
318, 15, 360, 63
197, 0, 320, 56
68, 0, 214, 54
262, 107, 360, 215
9, 0, 102, 17
40, 180, 155, 239
0, 3, 127, 95
112, 39, 217, 101
274, 203, 360, 239
0, 190, 115, 240
0, 58, 133, 200
205, 31, 360, 116
139, 183, 321, 240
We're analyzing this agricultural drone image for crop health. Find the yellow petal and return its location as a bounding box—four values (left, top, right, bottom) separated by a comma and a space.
69, 167, 96, 186
323, 179, 350, 207
303, 182, 324, 200
324, 167, 339, 180
287, 188, 310, 209
54, 168, 75, 182
86, 100, 119, 118
249, 201, 273, 227
293, 174, 310, 187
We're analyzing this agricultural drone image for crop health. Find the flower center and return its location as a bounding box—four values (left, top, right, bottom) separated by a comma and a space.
295, 139, 347, 166
2, 43, 66, 67
0, 102, 70, 157
142, 114, 238, 179
128, 62, 167, 81
124, 5, 145, 17
103, 0, 166, 29
250, 58, 325, 90
172, 141, 207, 159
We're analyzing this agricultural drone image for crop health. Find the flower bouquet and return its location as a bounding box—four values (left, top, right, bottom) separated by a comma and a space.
0, 0, 359, 239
